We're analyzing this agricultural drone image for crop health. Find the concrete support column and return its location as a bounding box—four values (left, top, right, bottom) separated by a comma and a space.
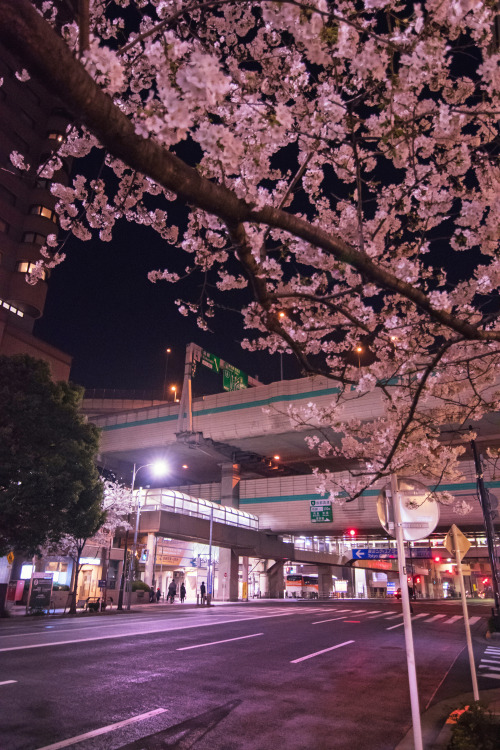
145, 533, 156, 586
217, 548, 239, 601
221, 463, 241, 508
317, 565, 333, 598
267, 560, 285, 599
241, 556, 249, 601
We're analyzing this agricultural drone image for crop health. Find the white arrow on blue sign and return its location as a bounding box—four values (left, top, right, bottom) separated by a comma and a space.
352, 547, 432, 560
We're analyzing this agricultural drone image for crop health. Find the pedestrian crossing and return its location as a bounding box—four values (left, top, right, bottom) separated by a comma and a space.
478, 646, 500, 680
227, 605, 486, 629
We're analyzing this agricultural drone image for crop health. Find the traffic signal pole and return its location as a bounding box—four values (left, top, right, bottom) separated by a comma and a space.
469, 429, 500, 613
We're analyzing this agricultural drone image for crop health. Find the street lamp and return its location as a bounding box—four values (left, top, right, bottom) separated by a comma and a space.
356, 345, 363, 369
278, 311, 286, 380
163, 348, 171, 400
171, 385, 178, 402
126, 461, 168, 610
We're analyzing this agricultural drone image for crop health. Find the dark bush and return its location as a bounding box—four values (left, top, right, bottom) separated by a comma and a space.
448, 702, 500, 750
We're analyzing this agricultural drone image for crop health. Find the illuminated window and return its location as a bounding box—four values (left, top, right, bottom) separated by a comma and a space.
23, 231, 46, 246
47, 132, 65, 143
0, 298, 24, 317
16, 261, 47, 281
29, 204, 57, 223
21, 564, 34, 579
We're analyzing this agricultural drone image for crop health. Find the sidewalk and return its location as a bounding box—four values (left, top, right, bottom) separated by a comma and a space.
395, 687, 500, 749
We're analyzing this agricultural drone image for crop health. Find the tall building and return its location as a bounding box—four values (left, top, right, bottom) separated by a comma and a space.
0, 45, 71, 380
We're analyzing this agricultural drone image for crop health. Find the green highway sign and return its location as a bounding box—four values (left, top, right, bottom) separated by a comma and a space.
310, 499, 333, 523
223, 365, 248, 391
201, 350, 220, 373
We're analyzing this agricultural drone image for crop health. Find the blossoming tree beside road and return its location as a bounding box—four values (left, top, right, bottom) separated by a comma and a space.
1, 0, 499, 504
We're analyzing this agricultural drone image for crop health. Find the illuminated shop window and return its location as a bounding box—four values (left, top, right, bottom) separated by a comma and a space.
16, 260, 47, 281
29, 204, 57, 223
47, 132, 65, 143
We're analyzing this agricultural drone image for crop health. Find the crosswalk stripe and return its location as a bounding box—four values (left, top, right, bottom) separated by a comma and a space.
480, 672, 500, 680
385, 613, 403, 620
480, 658, 500, 665
412, 613, 429, 620
367, 612, 389, 618
468, 617, 481, 625
479, 664, 500, 671
424, 614, 446, 623
443, 616, 463, 625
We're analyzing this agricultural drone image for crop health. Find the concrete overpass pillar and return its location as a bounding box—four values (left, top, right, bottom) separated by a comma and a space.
217, 548, 239, 601
267, 561, 285, 599
145, 533, 156, 587
241, 556, 249, 601
221, 463, 240, 508
317, 565, 333, 598
217, 464, 241, 600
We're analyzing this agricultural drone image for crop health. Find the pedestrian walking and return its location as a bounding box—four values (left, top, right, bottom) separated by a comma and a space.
200, 581, 206, 604
168, 579, 176, 604
156, 587, 161, 603
149, 586, 155, 603
180, 582, 186, 603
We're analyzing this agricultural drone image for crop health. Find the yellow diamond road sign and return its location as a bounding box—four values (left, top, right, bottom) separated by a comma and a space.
444, 524, 471, 561
7, 551, 14, 565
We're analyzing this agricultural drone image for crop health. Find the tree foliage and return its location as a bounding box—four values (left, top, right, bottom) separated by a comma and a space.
0, 355, 103, 556
1, 0, 500, 501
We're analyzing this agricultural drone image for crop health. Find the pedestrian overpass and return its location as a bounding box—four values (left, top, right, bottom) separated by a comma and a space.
137, 488, 350, 598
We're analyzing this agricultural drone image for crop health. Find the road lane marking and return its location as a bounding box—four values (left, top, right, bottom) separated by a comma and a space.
479, 659, 500, 665
34, 708, 167, 750
312, 617, 348, 624
468, 617, 481, 625
385, 614, 403, 620
480, 673, 500, 680
386, 622, 405, 630
177, 633, 263, 650
443, 616, 463, 625
424, 615, 446, 623
291, 640, 354, 663
367, 612, 390, 619
0, 680, 17, 685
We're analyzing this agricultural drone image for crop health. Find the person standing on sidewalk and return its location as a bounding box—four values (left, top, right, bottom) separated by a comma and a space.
168, 579, 176, 604
180, 582, 186, 603
200, 581, 206, 604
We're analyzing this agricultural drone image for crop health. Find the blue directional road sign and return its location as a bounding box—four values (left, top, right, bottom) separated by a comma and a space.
352, 547, 433, 560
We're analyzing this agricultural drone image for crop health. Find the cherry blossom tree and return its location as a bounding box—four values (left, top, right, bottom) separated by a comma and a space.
1, 0, 499, 503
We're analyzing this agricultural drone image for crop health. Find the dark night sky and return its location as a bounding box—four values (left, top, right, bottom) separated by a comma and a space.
33, 218, 297, 395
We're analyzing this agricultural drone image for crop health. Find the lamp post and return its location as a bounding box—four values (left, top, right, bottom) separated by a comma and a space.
126, 461, 168, 610
278, 311, 286, 381
163, 348, 171, 400
171, 385, 177, 402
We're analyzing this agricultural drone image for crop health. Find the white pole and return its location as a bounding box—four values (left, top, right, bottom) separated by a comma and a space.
127, 486, 142, 610
453, 524, 480, 700
391, 474, 423, 750
207, 505, 214, 603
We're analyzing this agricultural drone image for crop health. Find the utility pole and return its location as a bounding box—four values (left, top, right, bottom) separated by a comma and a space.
469, 427, 500, 613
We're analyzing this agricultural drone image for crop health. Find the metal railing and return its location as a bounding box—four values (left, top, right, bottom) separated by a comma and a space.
139, 488, 259, 530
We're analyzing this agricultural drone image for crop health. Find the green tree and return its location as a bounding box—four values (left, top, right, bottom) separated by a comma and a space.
0, 354, 103, 557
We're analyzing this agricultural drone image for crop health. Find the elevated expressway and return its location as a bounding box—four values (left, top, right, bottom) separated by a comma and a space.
89, 374, 500, 598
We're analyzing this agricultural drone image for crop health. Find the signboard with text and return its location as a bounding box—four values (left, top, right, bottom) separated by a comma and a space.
352, 547, 433, 560
310, 499, 333, 523
28, 573, 53, 611
223, 364, 248, 391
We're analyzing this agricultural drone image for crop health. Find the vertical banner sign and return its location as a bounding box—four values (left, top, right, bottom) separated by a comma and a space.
310, 499, 333, 523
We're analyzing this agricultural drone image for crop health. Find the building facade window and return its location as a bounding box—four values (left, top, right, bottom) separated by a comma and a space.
22, 231, 46, 246
47, 132, 65, 143
0, 298, 24, 317
29, 204, 57, 223
16, 260, 47, 281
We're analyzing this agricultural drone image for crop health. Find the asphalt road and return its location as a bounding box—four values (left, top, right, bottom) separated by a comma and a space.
0, 600, 492, 750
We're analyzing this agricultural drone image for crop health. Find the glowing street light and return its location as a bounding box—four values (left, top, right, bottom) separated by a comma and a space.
355, 345, 363, 369
278, 311, 286, 380
171, 385, 178, 402
126, 460, 168, 610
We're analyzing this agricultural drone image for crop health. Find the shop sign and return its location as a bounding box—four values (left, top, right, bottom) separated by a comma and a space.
310, 499, 333, 523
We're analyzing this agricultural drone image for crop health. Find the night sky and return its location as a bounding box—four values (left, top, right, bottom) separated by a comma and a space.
33, 218, 298, 396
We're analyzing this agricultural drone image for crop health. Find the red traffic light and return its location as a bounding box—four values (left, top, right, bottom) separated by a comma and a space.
416, 577, 421, 584
482, 578, 490, 585
347, 529, 357, 537
434, 556, 441, 563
